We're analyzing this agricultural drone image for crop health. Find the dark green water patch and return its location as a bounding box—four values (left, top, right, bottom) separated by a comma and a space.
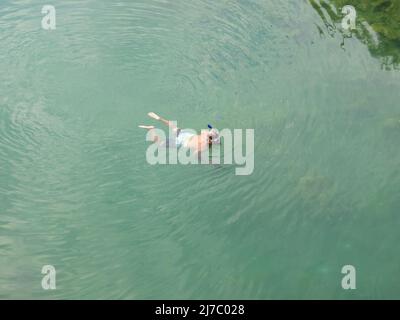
309, 0, 400, 69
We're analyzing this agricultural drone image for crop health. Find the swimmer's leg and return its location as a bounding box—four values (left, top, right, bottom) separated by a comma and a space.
148, 112, 179, 134
138, 125, 160, 143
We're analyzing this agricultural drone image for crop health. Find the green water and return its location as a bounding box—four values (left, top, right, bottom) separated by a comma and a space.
1, 0, 400, 299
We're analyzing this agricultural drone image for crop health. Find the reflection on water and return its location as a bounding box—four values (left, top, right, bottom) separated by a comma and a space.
310, 0, 400, 69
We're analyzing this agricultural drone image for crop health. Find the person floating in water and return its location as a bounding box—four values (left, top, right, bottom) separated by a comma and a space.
139, 112, 220, 155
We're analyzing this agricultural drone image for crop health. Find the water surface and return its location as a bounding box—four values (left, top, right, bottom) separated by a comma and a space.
0, 0, 400, 299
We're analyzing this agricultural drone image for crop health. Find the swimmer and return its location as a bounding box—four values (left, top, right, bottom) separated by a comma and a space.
139, 112, 220, 154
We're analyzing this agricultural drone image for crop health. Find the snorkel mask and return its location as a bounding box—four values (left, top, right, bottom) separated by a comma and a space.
207, 124, 221, 144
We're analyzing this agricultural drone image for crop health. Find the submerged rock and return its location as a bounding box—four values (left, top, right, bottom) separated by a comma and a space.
382, 117, 400, 129
297, 174, 334, 208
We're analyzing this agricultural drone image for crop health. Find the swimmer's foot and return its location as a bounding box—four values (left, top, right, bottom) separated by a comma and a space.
148, 112, 161, 120
138, 125, 155, 130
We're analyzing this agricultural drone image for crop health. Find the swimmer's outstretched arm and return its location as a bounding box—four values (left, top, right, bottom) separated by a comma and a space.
148, 112, 178, 130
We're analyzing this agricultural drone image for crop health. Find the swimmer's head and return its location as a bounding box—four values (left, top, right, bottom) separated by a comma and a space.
207, 126, 220, 145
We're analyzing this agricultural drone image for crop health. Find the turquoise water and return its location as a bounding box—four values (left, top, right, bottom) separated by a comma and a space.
1, 0, 400, 299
